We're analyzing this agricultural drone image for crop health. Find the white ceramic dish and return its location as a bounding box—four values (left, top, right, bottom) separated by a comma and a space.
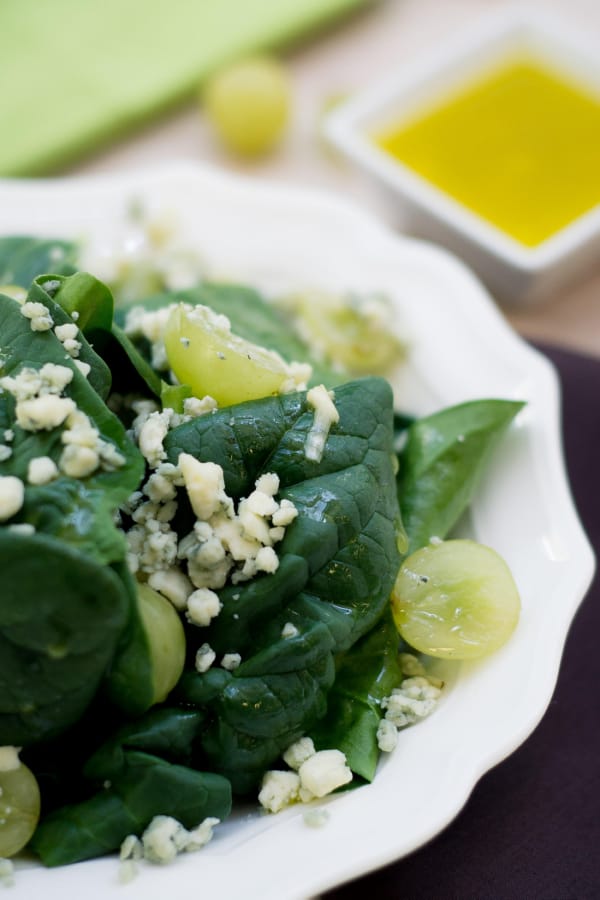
0, 162, 594, 899
326, 5, 600, 305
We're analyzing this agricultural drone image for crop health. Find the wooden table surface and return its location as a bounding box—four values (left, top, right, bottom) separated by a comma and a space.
73, 0, 600, 359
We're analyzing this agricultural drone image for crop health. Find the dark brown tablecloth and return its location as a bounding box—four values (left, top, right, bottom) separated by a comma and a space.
325, 343, 600, 900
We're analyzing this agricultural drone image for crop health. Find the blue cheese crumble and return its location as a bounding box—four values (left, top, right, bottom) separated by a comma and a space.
0, 476, 24, 522
259, 740, 352, 813
304, 385, 339, 463
377, 655, 443, 752
119, 814, 219, 880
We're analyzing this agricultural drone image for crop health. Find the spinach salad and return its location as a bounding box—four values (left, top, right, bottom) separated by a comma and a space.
0, 236, 522, 873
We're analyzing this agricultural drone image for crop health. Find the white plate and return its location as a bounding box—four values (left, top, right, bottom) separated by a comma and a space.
0, 163, 594, 899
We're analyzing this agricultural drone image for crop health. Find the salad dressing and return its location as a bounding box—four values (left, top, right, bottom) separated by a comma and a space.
374, 56, 600, 247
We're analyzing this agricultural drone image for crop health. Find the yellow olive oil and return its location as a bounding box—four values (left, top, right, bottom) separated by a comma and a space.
375, 57, 600, 246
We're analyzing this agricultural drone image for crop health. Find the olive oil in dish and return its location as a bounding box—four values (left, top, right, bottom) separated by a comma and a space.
375, 56, 600, 247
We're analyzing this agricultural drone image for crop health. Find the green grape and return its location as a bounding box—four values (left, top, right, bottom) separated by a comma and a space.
391, 539, 521, 660
164, 303, 292, 406
0, 760, 41, 857
280, 290, 405, 374
137, 584, 186, 705
203, 56, 291, 157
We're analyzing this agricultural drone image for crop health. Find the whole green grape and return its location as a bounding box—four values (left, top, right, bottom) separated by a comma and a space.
204, 56, 291, 157
0, 757, 41, 857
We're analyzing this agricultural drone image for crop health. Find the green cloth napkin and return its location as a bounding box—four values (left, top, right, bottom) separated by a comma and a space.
0, 0, 368, 177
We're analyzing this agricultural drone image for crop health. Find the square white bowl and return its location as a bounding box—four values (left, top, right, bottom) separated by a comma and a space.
326, 5, 600, 305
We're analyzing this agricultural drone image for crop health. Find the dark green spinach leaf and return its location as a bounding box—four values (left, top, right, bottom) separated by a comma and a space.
397, 399, 525, 554
168, 377, 402, 791
0, 236, 77, 287
30, 750, 232, 866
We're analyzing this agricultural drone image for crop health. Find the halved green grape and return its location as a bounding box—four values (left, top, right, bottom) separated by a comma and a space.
0, 760, 41, 857
203, 56, 291, 157
280, 290, 405, 374
105, 582, 187, 715
391, 539, 520, 660
164, 303, 294, 406
137, 583, 186, 706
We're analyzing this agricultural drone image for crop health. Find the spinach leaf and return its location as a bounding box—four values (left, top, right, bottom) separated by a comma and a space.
83, 708, 205, 781
43, 271, 113, 333
38, 271, 163, 399
397, 399, 525, 554
177, 624, 335, 794
0, 532, 130, 746
309, 607, 403, 782
0, 292, 145, 744
30, 750, 232, 867
168, 377, 402, 792
0, 290, 144, 510
0, 236, 77, 287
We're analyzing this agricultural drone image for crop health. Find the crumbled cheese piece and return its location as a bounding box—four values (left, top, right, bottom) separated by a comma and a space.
186, 588, 223, 626
183, 395, 218, 417
245, 489, 278, 518
194, 643, 216, 673
398, 652, 428, 677
255, 472, 279, 496
74, 359, 91, 378
221, 652, 241, 671
279, 361, 313, 394
139, 815, 219, 864
176, 468, 297, 590
0, 746, 20, 771
179, 454, 227, 520
118, 835, 143, 884
54, 322, 78, 342
0, 368, 41, 401
398, 652, 444, 688
255, 545, 279, 574
258, 770, 301, 813
137, 410, 172, 468
20, 300, 53, 331
120, 834, 143, 861
127, 517, 178, 575
8, 523, 35, 536
281, 622, 299, 640
141, 816, 191, 864
27, 455, 59, 485
3, 430, 13, 443
59, 445, 99, 479
271, 499, 298, 527
0, 476, 24, 522
0, 445, 12, 462
185, 816, 219, 851
298, 750, 352, 800
303, 807, 330, 828
144, 471, 178, 503
283, 737, 315, 771
62, 338, 82, 358
39, 362, 74, 394
16, 395, 76, 431
0, 363, 71, 401
148, 568, 194, 610
376, 718, 398, 753
0, 858, 14, 888
381, 677, 442, 729
304, 385, 339, 463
